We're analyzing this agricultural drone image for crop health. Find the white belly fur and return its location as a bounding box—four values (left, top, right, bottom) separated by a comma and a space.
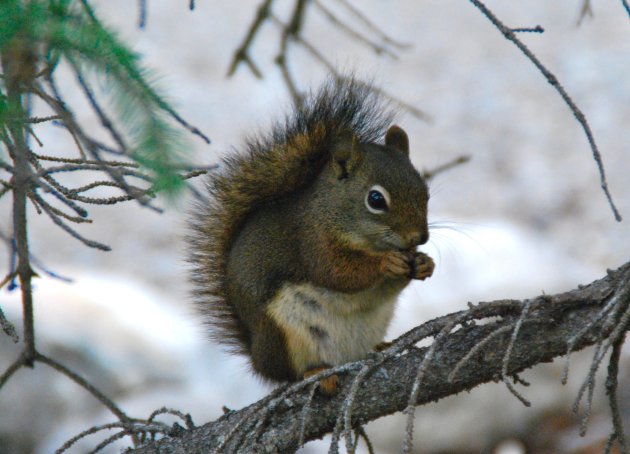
266, 281, 405, 376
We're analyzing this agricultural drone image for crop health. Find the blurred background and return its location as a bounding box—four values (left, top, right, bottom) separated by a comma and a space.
0, 1, 629, 452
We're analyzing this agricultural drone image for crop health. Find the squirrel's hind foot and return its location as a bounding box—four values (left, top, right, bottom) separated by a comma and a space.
303, 367, 339, 396
374, 341, 393, 352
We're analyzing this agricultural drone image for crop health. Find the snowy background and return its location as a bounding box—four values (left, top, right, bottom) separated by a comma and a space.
0, 1, 629, 453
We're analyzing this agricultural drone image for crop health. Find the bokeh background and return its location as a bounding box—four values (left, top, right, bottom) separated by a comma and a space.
1, 1, 629, 452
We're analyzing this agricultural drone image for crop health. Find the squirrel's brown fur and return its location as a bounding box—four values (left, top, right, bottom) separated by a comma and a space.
188, 77, 433, 385
188, 79, 394, 354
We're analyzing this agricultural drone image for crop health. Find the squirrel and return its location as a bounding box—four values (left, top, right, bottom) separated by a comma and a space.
188, 78, 434, 393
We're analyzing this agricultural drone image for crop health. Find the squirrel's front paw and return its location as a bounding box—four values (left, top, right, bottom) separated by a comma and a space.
380, 250, 411, 278
411, 252, 435, 280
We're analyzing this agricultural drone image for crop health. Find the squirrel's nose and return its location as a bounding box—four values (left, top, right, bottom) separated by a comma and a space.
405, 231, 429, 247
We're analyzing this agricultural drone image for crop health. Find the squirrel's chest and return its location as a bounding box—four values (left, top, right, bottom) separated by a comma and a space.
266, 281, 404, 375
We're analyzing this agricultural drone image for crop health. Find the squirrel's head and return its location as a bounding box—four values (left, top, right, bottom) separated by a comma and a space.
315, 125, 430, 253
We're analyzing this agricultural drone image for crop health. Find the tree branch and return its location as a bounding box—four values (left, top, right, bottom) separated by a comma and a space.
129, 261, 630, 453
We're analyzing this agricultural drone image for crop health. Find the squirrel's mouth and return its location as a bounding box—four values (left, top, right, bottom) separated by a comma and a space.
377, 234, 408, 251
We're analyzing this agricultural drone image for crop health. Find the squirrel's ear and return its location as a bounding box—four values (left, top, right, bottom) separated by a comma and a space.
332, 133, 362, 180
385, 125, 409, 156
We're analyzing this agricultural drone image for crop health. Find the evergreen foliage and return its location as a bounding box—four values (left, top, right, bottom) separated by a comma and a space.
0, 0, 196, 195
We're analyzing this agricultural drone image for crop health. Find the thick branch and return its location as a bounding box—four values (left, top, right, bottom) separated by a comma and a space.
130, 261, 630, 453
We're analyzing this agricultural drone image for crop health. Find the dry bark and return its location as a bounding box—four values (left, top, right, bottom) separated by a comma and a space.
129, 261, 630, 453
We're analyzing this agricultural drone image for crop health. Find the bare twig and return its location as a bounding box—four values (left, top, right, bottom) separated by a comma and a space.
71, 65, 129, 153
355, 426, 375, 454
88, 431, 134, 454
469, 0, 622, 221
337, 0, 412, 49
501, 299, 533, 407
448, 323, 513, 382
29, 189, 91, 224
227, 0, 274, 78
34, 154, 139, 167
37, 352, 138, 446
605, 333, 628, 454
341, 360, 382, 452
0, 354, 28, 389
0, 304, 19, 343
298, 382, 318, 449
578, 0, 594, 25
313, 0, 398, 58
56, 421, 169, 454
147, 407, 195, 430
511, 26, 545, 33
138, 0, 147, 28
35, 195, 111, 250
275, 0, 311, 104
422, 155, 471, 181
34, 80, 153, 206
401, 313, 468, 454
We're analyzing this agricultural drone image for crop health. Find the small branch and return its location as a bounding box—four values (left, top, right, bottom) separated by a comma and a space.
34, 154, 139, 168
468, 0, 622, 221
510, 26, 545, 33
71, 65, 129, 153
33, 178, 89, 218
36, 198, 111, 250
578, 0, 594, 26
138, 0, 147, 28
501, 299, 533, 407
355, 426, 375, 454
29, 189, 92, 224
227, 0, 274, 77
0, 181, 11, 200
35, 80, 157, 209
623, 0, 630, 19
0, 353, 28, 389
36, 352, 138, 445
147, 407, 195, 429
337, 0, 412, 49
448, 323, 512, 382
313, 0, 398, 58
402, 314, 464, 453
339, 76, 432, 123
275, 0, 311, 104
422, 155, 470, 181
56, 421, 170, 454
605, 333, 628, 454
298, 383, 318, 448
0, 304, 19, 343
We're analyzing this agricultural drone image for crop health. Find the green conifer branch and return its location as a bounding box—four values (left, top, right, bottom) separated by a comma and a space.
0, 0, 208, 195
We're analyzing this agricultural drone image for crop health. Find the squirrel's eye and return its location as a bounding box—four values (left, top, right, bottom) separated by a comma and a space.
365, 185, 390, 214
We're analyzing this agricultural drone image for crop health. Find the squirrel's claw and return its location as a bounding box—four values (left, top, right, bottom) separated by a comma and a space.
411, 252, 435, 280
